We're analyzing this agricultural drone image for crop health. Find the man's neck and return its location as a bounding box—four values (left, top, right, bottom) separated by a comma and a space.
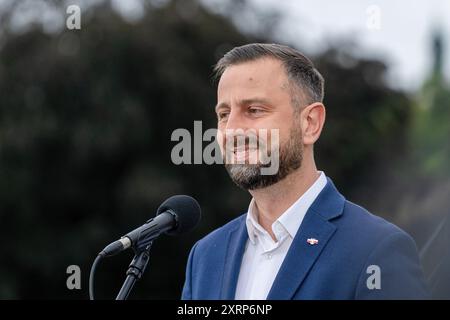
249, 159, 320, 240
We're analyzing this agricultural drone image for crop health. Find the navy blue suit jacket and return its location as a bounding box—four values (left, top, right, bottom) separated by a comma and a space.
182, 178, 430, 299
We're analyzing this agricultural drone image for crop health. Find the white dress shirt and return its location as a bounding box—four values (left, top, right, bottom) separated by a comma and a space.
234, 171, 327, 300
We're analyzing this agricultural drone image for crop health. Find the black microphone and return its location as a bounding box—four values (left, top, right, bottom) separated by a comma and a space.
100, 195, 201, 257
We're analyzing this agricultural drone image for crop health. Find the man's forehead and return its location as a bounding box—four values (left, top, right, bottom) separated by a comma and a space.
217, 58, 287, 91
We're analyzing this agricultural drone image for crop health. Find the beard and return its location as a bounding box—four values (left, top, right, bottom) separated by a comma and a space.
223, 121, 303, 190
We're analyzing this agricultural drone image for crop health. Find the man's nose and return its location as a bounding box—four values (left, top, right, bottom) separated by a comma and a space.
225, 109, 248, 132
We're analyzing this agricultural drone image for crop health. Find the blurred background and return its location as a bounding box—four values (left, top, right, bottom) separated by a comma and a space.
0, 0, 449, 299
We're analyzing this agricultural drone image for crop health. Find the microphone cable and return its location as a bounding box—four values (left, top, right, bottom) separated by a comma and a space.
89, 253, 105, 300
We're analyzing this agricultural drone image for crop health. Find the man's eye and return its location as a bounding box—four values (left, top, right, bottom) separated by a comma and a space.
248, 107, 264, 115
218, 112, 229, 120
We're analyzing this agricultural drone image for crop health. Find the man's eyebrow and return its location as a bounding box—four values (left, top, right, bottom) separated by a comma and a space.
240, 98, 271, 106
215, 98, 271, 112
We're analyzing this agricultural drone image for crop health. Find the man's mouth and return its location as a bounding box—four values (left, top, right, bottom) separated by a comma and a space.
231, 146, 259, 163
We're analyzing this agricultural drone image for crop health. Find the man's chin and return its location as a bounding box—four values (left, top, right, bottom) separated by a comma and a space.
225, 164, 281, 191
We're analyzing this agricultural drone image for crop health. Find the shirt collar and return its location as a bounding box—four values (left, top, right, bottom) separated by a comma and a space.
245, 171, 328, 244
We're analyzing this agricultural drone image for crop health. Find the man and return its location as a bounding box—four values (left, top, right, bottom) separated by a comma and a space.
181, 43, 429, 299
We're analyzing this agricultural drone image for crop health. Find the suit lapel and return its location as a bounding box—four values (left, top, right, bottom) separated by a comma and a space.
220, 218, 248, 299
267, 178, 345, 299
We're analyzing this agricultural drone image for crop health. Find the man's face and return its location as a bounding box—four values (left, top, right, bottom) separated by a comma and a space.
215, 58, 304, 190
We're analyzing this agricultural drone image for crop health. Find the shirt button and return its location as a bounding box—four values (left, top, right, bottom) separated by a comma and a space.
267, 254, 272, 260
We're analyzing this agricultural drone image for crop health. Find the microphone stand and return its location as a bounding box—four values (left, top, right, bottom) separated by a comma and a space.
116, 242, 153, 300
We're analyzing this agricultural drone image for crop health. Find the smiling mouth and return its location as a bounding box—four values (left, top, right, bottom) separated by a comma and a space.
229, 147, 259, 163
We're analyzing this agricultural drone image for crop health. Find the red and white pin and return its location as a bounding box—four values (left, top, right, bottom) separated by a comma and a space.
307, 238, 319, 245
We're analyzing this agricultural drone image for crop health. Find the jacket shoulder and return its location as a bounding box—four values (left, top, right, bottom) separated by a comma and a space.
342, 200, 410, 238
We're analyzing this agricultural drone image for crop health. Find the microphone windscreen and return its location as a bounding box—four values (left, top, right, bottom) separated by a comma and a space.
156, 195, 201, 235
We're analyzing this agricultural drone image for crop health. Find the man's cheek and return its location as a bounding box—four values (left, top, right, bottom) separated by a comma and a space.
216, 130, 224, 150
261, 129, 280, 175
216, 130, 234, 164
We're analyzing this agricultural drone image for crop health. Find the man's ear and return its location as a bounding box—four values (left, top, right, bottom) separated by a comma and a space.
300, 102, 326, 146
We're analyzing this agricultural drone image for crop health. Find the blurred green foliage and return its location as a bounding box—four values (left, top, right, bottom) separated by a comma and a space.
413, 31, 450, 178
0, 0, 447, 299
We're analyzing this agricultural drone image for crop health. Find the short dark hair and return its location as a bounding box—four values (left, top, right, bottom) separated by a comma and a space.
214, 43, 324, 106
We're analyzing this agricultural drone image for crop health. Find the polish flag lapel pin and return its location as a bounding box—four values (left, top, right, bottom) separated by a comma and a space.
307, 238, 319, 245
